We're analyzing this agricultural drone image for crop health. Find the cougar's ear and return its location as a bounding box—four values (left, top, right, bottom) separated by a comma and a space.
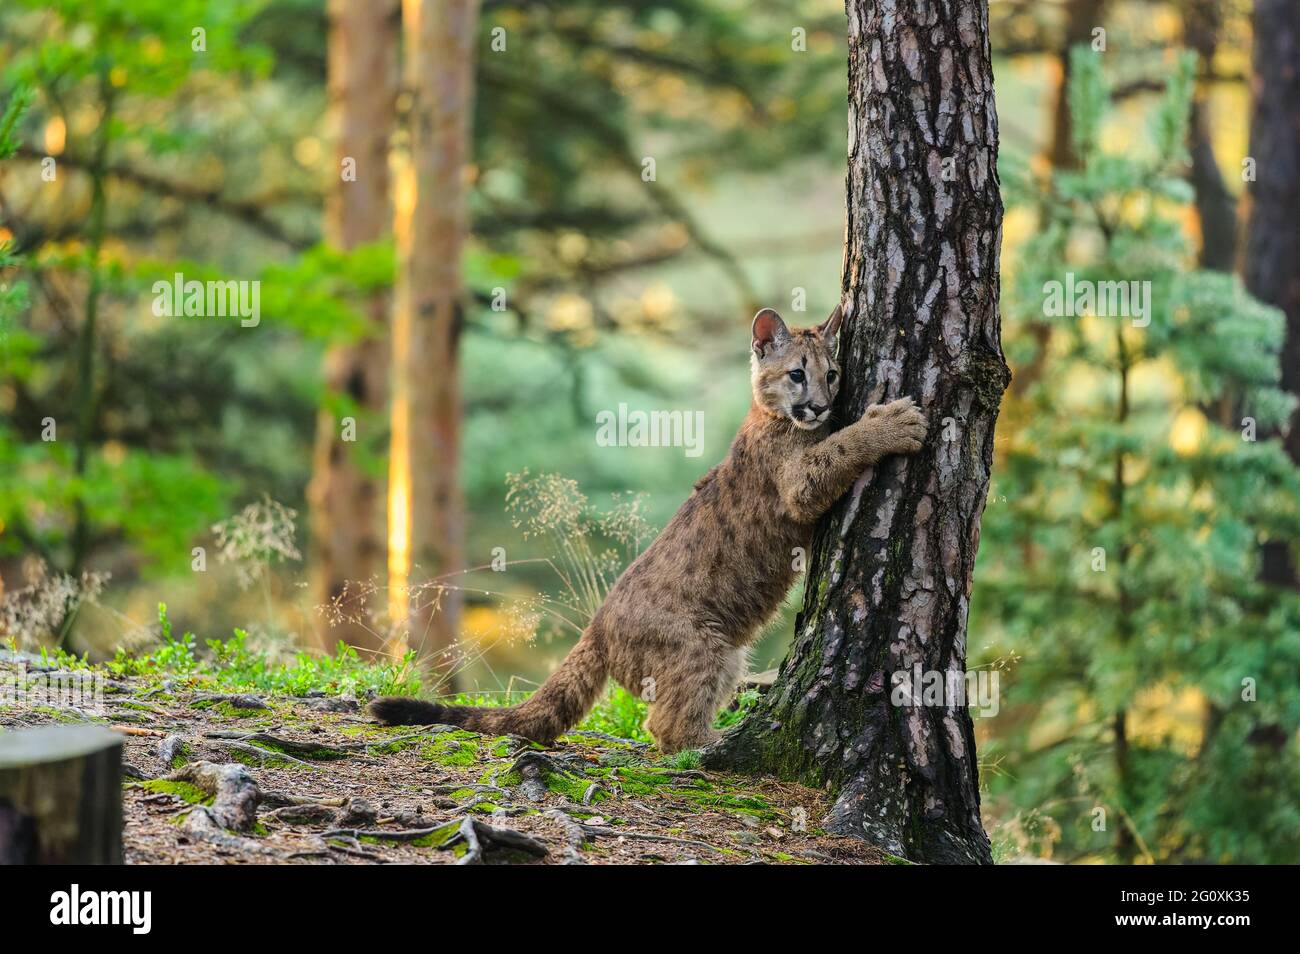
751, 308, 791, 358
817, 304, 844, 352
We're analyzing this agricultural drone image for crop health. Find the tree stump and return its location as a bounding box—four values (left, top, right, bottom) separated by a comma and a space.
0, 725, 124, 864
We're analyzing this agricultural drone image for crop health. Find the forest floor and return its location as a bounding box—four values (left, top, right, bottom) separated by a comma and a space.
0, 655, 891, 865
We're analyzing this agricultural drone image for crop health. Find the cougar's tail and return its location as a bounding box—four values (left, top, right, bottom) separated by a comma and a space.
368, 632, 608, 745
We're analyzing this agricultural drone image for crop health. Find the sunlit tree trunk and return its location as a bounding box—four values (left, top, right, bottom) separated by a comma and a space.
704, 0, 1008, 865
308, 0, 399, 652
388, 0, 478, 671
1243, 0, 1300, 587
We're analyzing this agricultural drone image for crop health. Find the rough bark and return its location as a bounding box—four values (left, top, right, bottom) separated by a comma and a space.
388, 0, 478, 667
705, 0, 1007, 865
308, 0, 398, 652
1243, 0, 1300, 586
0, 725, 123, 864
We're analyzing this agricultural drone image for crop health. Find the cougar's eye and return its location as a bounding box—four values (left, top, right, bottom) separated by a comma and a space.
789, 368, 805, 384
827, 370, 838, 384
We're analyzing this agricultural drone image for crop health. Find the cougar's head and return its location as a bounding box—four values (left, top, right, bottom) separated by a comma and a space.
750, 305, 843, 431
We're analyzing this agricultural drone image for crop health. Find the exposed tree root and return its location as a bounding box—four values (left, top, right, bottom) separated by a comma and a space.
182, 807, 278, 856
156, 734, 185, 767
321, 825, 443, 842
559, 818, 723, 855
204, 730, 356, 760
209, 739, 318, 769
190, 693, 268, 711
544, 808, 590, 865
166, 761, 261, 830
449, 817, 549, 865
508, 750, 588, 802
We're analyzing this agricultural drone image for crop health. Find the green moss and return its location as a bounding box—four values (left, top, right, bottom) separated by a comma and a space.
547, 772, 606, 803
359, 820, 466, 849
228, 747, 301, 770
28, 705, 100, 724
138, 779, 212, 805
488, 736, 531, 758
588, 765, 777, 819
418, 732, 481, 765
218, 703, 270, 719
367, 737, 419, 755
169, 744, 191, 770
116, 700, 158, 713
418, 821, 465, 848
247, 738, 350, 761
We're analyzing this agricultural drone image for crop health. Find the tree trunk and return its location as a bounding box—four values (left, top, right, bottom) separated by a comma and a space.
308, 0, 398, 653
1184, 0, 1237, 273
1243, 0, 1300, 586
388, 0, 478, 670
1048, 0, 1106, 170
0, 725, 123, 864
1012, 0, 1104, 398
704, 0, 1008, 866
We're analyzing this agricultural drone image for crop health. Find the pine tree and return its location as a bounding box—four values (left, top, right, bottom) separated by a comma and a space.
977, 48, 1300, 863
0, 86, 32, 337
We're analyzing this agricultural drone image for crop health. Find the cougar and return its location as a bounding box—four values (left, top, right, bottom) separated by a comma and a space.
371, 305, 928, 752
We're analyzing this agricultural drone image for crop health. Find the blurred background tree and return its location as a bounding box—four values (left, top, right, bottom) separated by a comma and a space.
975, 49, 1300, 863
0, 0, 1296, 862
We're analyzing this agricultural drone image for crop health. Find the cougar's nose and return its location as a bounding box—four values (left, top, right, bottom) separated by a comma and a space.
809, 403, 828, 416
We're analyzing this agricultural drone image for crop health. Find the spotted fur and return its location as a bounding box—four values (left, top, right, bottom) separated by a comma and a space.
371, 306, 928, 751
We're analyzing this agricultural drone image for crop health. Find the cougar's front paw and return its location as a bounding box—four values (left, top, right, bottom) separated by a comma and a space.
865, 396, 928, 455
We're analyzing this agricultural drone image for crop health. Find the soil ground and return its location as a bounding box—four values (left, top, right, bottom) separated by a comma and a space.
0, 658, 890, 865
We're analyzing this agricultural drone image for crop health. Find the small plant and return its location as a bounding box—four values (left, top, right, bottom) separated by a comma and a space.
0, 560, 109, 651
211, 496, 302, 589
101, 605, 420, 697
504, 470, 654, 633
581, 684, 651, 742
665, 748, 702, 770
715, 688, 761, 730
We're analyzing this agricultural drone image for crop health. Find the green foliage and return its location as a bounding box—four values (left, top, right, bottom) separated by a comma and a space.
0, 0, 839, 621
0, 84, 32, 157
976, 49, 1300, 864
714, 688, 760, 729
204, 632, 420, 698
104, 603, 421, 696
581, 684, 652, 742
0, 85, 32, 359
663, 748, 702, 770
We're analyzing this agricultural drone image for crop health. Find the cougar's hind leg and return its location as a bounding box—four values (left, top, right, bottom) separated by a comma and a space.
644, 643, 732, 754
